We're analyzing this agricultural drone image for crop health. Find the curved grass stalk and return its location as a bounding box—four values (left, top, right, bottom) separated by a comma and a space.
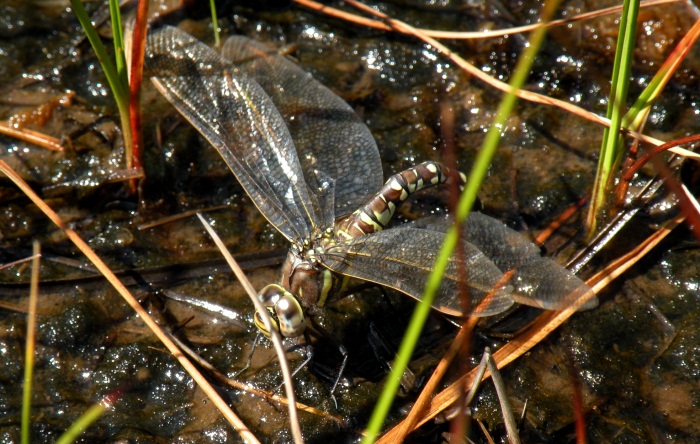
295, 0, 677, 40
296, 0, 686, 158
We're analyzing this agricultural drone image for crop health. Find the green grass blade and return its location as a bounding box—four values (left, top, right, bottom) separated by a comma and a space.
210, 0, 221, 47
361, 1, 562, 441
70, 0, 133, 170
21, 242, 41, 444
55, 403, 107, 444
587, 0, 639, 233
109, 0, 127, 87
70, 0, 127, 110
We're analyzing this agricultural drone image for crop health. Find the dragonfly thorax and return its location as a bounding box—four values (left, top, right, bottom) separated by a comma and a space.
254, 232, 338, 338
283, 241, 336, 308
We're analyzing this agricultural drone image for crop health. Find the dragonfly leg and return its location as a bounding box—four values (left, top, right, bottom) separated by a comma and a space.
271, 328, 347, 409
234, 332, 263, 377
272, 340, 313, 395
305, 319, 351, 409
329, 343, 349, 410
289, 339, 314, 380
368, 322, 417, 393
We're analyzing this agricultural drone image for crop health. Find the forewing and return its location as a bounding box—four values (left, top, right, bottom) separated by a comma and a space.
222, 36, 384, 220
320, 227, 514, 317
146, 26, 319, 242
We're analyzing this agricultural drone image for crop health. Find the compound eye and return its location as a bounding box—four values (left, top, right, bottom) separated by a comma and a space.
253, 307, 278, 338
273, 293, 306, 337
258, 284, 285, 307
254, 284, 306, 338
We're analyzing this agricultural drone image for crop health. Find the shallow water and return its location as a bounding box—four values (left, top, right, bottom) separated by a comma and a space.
0, 1, 699, 442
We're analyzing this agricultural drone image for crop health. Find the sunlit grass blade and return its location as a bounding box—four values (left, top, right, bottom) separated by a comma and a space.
69, 0, 134, 171
21, 242, 40, 444
54, 402, 107, 444
210, 0, 221, 47
108, 0, 127, 87
586, 0, 640, 234
361, 1, 562, 441
69, 1, 125, 100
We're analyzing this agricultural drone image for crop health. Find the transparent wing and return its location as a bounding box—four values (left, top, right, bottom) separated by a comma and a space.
320, 227, 515, 317
411, 213, 597, 310
222, 36, 384, 220
146, 26, 320, 242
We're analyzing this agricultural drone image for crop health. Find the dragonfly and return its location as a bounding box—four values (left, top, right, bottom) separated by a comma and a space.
146, 26, 596, 341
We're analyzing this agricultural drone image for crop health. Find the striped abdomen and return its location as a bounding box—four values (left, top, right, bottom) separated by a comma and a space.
336, 161, 466, 240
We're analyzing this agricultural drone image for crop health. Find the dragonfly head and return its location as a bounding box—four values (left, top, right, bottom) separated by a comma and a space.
254, 284, 306, 338
252, 250, 335, 337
